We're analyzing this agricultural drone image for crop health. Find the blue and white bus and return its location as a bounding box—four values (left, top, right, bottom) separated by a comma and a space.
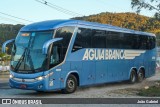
2, 20, 156, 93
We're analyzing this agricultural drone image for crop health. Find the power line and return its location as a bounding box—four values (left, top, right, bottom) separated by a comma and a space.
0, 11, 34, 23
37, 0, 83, 16
35, 0, 83, 17
0, 15, 25, 24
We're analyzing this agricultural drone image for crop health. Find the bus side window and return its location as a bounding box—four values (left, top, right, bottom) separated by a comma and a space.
92, 30, 106, 48
106, 31, 121, 49
149, 36, 156, 49
72, 28, 92, 52
54, 26, 75, 61
138, 35, 148, 50
49, 45, 61, 68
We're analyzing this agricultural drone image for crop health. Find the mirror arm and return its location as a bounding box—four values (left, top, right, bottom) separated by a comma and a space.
42, 38, 63, 54
2, 39, 15, 53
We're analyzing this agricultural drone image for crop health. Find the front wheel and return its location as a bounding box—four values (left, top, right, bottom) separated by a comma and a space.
129, 69, 137, 84
62, 74, 77, 94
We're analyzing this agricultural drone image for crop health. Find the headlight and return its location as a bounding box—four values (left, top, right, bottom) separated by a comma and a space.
35, 76, 43, 81
9, 74, 14, 78
35, 72, 53, 81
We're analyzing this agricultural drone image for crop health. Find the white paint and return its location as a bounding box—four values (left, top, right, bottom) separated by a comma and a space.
82, 49, 146, 60
152, 56, 156, 60
49, 81, 53, 86
56, 69, 61, 72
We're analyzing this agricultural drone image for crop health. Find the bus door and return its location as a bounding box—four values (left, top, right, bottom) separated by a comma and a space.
48, 43, 63, 89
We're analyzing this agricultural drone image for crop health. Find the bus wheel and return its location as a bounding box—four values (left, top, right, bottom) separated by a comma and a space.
129, 69, 137, 84
137, 69, 145, 82
62, 74, 77, 94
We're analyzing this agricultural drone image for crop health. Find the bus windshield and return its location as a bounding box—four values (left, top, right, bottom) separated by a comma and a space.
11, 31, 54, 73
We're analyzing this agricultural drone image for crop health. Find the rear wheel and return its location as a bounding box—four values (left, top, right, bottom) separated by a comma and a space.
62, 74, 77, 94
129, 69, 137, 84
137, 69, 145, 82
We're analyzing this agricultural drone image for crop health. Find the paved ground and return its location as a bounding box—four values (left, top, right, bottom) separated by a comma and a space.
0, 71, 160, 107
0, 70, 160, 98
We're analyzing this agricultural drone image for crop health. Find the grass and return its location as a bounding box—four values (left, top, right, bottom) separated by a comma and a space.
138, 85, 160, 97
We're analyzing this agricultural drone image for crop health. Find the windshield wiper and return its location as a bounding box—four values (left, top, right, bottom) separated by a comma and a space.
14, 48, 35, 73
26, 49, 35, 72
14, 48, 27, 72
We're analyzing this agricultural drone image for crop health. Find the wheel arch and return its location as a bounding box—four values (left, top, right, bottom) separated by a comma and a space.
64, 71, 79, 88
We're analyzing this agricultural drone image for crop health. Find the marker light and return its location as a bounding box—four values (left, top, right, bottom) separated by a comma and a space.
44, 72, 53, 78
21, 33, 30, 36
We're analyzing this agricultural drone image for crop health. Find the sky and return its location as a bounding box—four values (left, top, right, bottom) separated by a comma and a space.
0, 0, 156, 25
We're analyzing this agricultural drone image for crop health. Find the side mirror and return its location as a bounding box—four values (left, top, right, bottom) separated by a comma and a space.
2, 39, 15, 53
42, 38, 63, 54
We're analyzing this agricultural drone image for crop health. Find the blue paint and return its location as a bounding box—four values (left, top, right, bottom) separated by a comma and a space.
42, 38, 63, 54
2, 19, 156, 92
2, 39, 15, 53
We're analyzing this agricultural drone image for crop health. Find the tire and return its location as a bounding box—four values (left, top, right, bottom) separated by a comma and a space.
129, 69, 137, 84
62, 74, 77, 94
137, 69, 145, 82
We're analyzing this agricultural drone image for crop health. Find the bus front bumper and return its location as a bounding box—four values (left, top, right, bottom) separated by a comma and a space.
9, 78, 49, 91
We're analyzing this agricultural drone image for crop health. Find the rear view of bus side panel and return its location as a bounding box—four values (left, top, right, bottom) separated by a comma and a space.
147, 49, 156, 77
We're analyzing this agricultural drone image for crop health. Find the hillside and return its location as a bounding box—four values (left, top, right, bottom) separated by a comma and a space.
0, 12, 160, 49
0, 24, 24, 47
73, 12, 160, 34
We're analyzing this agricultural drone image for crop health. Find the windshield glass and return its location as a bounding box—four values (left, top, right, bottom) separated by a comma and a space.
11, 31, 54, 73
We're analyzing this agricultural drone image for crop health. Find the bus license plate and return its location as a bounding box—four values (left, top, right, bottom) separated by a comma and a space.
20, 84, 27, 89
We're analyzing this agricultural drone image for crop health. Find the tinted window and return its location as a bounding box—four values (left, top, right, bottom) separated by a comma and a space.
72, 27, 155, 51
55, 26, 75, 59
92, 30, 106, 48
136, 35, 156, 50
107, 32, 155, 50
72, 28, 92, 52
106, 31, 122, 49
49, 44, 61, 68
123, 33, 138, 49
149, 36, 156, 49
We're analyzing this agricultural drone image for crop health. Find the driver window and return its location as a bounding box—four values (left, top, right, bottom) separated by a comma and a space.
49, 44, 61, 68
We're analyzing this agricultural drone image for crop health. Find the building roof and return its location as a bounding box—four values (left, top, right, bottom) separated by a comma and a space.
20, 19, 155, 36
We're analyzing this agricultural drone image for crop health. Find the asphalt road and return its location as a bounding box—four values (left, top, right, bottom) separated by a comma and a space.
0, 71, 160, 107
0, 71, 160, 98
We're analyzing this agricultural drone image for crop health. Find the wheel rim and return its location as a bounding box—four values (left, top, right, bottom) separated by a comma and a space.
67, 79, 75, 89
138, 72, 144, 81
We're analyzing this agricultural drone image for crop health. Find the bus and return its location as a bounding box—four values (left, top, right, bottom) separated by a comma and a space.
2, 20, 156, 93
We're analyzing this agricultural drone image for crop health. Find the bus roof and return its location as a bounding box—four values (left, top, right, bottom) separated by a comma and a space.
20, 19, 155, 36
